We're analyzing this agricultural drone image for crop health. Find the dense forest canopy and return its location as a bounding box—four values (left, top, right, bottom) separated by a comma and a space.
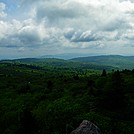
0, 58, 134, 134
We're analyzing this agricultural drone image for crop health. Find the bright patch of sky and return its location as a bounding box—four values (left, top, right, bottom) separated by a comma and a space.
0, 0, 18, 16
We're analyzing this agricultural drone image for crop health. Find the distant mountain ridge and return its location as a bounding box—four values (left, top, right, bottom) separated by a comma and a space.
0, 57, 117, 71
70, 55, 134, 69
40, 53, 102, 60
1, 55, 134, 70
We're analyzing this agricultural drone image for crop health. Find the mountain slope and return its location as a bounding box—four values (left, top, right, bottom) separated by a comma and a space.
0, 58, 116, 71
70, 55, 134, 69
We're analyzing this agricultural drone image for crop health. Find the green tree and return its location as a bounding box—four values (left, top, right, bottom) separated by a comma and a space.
102, 70, 126, 111
101, 69, 107, 77
18, 108, 38, 134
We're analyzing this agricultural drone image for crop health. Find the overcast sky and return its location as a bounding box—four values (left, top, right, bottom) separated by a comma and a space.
0, 0, 134, 59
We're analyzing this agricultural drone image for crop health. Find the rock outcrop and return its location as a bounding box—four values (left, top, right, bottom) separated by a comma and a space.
70, 120, 102, 134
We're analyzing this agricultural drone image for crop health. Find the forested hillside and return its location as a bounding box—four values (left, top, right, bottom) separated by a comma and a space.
1, 58, 117, 71
71, 55, 134, 69
0, 61, 134, 134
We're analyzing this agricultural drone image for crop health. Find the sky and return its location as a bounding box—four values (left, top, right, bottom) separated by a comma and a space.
0, 0, 134, 59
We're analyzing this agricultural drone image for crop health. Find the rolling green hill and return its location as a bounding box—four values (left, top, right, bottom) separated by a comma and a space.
1, 55, 133, 70
70, 55, 134, 69
0, 57, 117, 71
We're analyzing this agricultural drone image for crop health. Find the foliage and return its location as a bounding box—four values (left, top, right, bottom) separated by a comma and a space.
71, 55, 134, 69
0, 60, 133, 134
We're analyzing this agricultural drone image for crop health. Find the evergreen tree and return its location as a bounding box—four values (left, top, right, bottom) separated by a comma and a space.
101, 69, 107, 77
102, 70, 126, 111
18, 108, 38, 134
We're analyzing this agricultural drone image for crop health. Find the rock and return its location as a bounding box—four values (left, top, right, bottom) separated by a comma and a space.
70, 120, 102, 134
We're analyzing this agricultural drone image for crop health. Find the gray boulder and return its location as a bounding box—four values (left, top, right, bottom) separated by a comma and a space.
70, 120, 102, 134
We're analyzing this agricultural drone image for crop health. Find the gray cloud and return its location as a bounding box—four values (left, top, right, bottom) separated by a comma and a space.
64, 29, 120, 43
34, 1, 88, 24
0, 0, 134, 58
32, 0, 134, 33
0, 19, 51, 48
18, 26, 42, 46
64, 30, 98, 42
120, 0, 134, 2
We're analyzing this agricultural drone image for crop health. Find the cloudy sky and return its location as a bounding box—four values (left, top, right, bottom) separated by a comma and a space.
0, 0, 134, 59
